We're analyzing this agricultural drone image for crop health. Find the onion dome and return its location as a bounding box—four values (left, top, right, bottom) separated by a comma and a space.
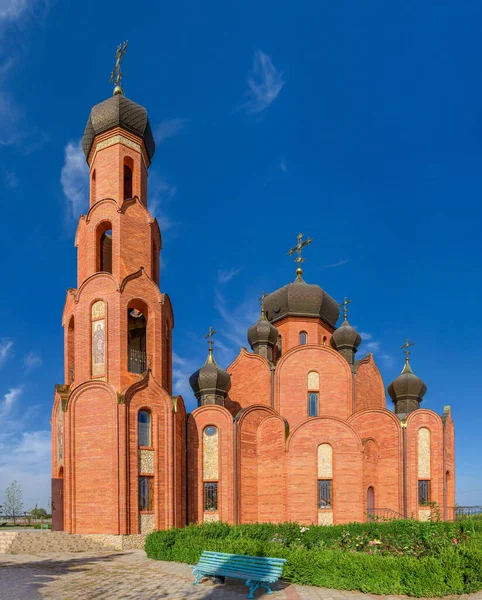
388, 341, 427, 415
189, 345, 231, 407
264, 281, 339, 327
248, 299, 279, 361
82, 94, 156, 161
330, 299, 362, 365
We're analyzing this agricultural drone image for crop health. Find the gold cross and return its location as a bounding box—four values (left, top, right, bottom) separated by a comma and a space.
257, 291, 268, 316
400, 338, 415, 361
288, 233, 312, 280
205, 326, 217, 351
339, 296, 352, 321
110, 41, 128, 93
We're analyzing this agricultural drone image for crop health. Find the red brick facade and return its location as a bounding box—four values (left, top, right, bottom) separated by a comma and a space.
51, 94, 455, 533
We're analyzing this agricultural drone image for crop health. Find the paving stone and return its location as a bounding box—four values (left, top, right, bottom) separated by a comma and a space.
1, 551, 482, 600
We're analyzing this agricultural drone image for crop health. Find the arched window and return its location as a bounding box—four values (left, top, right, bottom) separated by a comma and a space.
322, 336, 327, 345
128, 303, 147, 374
318, 444, 333, 511
96, 221, 112, 274
418, 428, 431, 506
367, 486, 375, 519
300, 331, 308, 345
203, 426, 219, 517
124, 157, 133, 200
308, 371, 319, 417
67, 315, 75, 383
91, 169, 96, 203
138, 410, 151, 447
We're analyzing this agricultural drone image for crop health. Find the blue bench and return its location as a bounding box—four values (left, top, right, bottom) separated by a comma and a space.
191, 550, 286, 598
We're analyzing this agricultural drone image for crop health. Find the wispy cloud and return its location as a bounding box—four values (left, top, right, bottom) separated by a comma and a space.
319, 258, 349, 269
0, 90, 26, 146
2, 167, 18, 189
241, 50, 286, 114
280, 159, 287, 173
24, 351, 42, 372
214, 290, 258, 353
61, 139, 89, 218
154, 118, 188, 144
0, 382, 50, 509
358, 331, 393, 367
0, 339, 13, 366
0, 386, 22, 419
217, 267, 243, 285
172, 352, 198, 402
149, 171, 177, 231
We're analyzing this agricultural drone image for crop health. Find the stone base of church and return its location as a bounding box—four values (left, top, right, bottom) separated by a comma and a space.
0, 531, 147, 554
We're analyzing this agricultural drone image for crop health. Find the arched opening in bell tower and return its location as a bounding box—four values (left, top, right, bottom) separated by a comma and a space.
124, 157, 134, 200
67, 315, 75, 383
96, 221, 113, 273
127, 301, 148, 374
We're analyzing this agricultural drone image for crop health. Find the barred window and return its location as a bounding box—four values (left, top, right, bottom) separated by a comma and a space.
318, 479, 332, 508
308, 392, 319, 417
139, 476, 153, 511
418, 480, 430, 506
204, 482, 218, 512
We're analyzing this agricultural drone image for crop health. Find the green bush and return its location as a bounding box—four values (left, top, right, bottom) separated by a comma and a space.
145, 520, 482, 597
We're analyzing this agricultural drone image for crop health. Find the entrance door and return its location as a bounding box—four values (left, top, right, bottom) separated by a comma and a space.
52, 477, 64, 531
367, 486, 375, 520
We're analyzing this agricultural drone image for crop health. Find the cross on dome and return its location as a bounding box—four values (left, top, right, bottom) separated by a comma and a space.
204, 326, 217, 351
110, 40, 128, 96
339, 296, 352, 323
400, 338, 415, 362
288, 233, 312, 282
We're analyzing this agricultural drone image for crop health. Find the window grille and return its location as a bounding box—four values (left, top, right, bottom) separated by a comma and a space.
418, 480, 430, 505
139, 476, 153, 511
308, 392, 319, 417
204, 482, 218, 512
318, 479, 332, 508
129, 348, 147, 374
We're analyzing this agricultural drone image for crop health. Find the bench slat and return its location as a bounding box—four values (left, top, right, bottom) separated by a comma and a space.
196, 560, 282, 573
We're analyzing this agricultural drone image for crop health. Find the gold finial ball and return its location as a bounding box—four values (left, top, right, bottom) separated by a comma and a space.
113, 84, 124, 96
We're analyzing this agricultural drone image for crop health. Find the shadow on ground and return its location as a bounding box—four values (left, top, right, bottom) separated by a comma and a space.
0, 552, 293, 599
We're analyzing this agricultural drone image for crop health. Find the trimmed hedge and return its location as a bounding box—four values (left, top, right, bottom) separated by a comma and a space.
145, 520, 482, 597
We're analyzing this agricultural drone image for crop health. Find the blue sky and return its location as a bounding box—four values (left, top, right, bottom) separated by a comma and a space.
0, 1, 481, 511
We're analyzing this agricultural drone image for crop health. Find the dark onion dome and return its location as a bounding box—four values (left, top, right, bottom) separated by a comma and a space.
330, 317, 362, 352
247, 307, 279, 349
388, 358, 427, 414
82, 93, 155, 161
189, 348, 231, 404
264, 279, 339, 327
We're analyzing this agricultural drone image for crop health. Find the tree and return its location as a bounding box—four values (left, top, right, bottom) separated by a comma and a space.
30, 507, 48, 519
3, 481, 24, 525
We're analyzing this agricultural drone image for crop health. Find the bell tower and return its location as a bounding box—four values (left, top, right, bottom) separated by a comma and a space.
51, 45, 186, 536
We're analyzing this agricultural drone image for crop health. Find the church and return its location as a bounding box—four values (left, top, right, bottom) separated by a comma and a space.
50, 73, 455, 535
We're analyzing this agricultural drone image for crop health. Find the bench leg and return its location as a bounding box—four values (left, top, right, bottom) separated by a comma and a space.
193, 572, 202, 585
262, 583, 274, 595
246, 580, 263, 599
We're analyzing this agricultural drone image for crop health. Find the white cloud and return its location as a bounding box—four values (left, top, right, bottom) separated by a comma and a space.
214, 290, 259, 352
320, 258, 349, 269
280, 160, 287, 173
0, 339, 13, 366
2, 167, 18, 189
0, 90, 25, 146
242, 50, 286, 114
0, 382, 50, 510
357, 331, 393, 367
217, 267, 243, 285
154, 118, 187, 144
24, 351, 42, 372
172, 352, 198, 403
61, 139, 89, 218
149, 171, 177, 231
0, 0, 31, 20
0, 386, 22, 419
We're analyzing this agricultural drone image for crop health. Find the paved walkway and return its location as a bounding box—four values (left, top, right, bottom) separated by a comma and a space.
0, 550, 480, 600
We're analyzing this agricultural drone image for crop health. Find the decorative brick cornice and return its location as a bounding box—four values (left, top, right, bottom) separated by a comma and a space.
88, 131, 150, 168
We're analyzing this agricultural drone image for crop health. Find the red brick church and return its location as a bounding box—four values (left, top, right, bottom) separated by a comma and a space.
51, 82, 455, 535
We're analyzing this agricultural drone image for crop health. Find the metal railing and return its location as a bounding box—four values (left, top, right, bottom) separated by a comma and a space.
447, 506, 482, 521
128, 348, 147, 374
366, 508, 406, 521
